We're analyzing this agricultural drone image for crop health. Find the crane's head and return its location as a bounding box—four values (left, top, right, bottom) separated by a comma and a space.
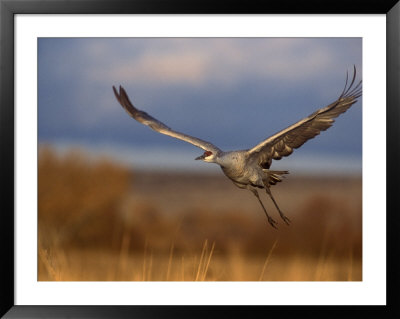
195, 150, 216, 163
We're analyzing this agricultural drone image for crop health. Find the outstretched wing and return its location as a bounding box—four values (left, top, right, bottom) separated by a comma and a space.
247, 66, 362, 168
113, 86, 221, 153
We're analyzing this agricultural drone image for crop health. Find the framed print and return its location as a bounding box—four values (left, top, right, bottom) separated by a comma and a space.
1, 0, 399, 318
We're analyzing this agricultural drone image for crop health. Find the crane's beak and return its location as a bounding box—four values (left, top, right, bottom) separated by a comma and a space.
195, 154, 204, 160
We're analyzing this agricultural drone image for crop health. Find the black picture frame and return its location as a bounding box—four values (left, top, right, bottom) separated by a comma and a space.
1, 0, 399, 318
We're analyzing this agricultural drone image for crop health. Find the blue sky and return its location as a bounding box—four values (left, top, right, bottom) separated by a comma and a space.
38, 38, 362, 173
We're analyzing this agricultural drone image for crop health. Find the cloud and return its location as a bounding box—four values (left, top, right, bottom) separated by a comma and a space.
111, 49, 212, 86
80, 38, 361, 88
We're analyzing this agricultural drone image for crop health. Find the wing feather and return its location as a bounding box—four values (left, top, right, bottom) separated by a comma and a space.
113, 86, 221, 153
248, 66, 362, 165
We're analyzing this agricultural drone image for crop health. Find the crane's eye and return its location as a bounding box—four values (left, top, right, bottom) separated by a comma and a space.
204, 151, 213, 157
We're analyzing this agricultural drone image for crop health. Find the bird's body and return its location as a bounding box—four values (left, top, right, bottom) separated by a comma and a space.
216, 151, 251, 184
216, 151, 277, 188
113, 67, 362, 228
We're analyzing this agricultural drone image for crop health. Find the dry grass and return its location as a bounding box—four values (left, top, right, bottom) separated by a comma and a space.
37, 245, 361, 281
38, 145, 362, 281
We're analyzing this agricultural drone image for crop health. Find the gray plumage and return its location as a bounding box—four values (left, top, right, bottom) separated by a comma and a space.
113, 66, 362, 229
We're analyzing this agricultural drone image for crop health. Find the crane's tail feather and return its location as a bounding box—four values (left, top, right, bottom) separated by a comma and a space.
263, 170, 289, 186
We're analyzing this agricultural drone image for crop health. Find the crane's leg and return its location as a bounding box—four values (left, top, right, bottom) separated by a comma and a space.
249, 188, 278, 229
265, 187, 291, 225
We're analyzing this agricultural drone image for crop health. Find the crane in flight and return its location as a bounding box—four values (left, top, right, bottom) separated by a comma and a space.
113, 67, 362, 229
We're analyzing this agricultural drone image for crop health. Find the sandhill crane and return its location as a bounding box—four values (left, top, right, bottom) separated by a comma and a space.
113, 67, 362, 228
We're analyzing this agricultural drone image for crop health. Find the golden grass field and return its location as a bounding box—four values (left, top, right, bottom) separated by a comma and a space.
38, 145, 362, 281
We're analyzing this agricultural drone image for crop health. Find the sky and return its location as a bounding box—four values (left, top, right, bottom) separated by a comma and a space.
38, 38, 362, 174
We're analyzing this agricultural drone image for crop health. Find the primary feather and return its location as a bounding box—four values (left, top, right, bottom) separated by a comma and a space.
247, 66, 362, 168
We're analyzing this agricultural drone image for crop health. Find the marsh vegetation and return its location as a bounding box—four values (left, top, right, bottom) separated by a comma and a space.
38, 146, 362, 281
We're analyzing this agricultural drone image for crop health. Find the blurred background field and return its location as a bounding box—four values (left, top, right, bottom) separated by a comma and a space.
38, 145, 362, 281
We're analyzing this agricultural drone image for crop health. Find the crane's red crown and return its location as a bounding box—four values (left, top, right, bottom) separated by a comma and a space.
204, 151, 213, 157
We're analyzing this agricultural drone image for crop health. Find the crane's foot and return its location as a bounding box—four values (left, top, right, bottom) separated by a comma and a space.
279, 214, 291, 226
267, 217, 278, 229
